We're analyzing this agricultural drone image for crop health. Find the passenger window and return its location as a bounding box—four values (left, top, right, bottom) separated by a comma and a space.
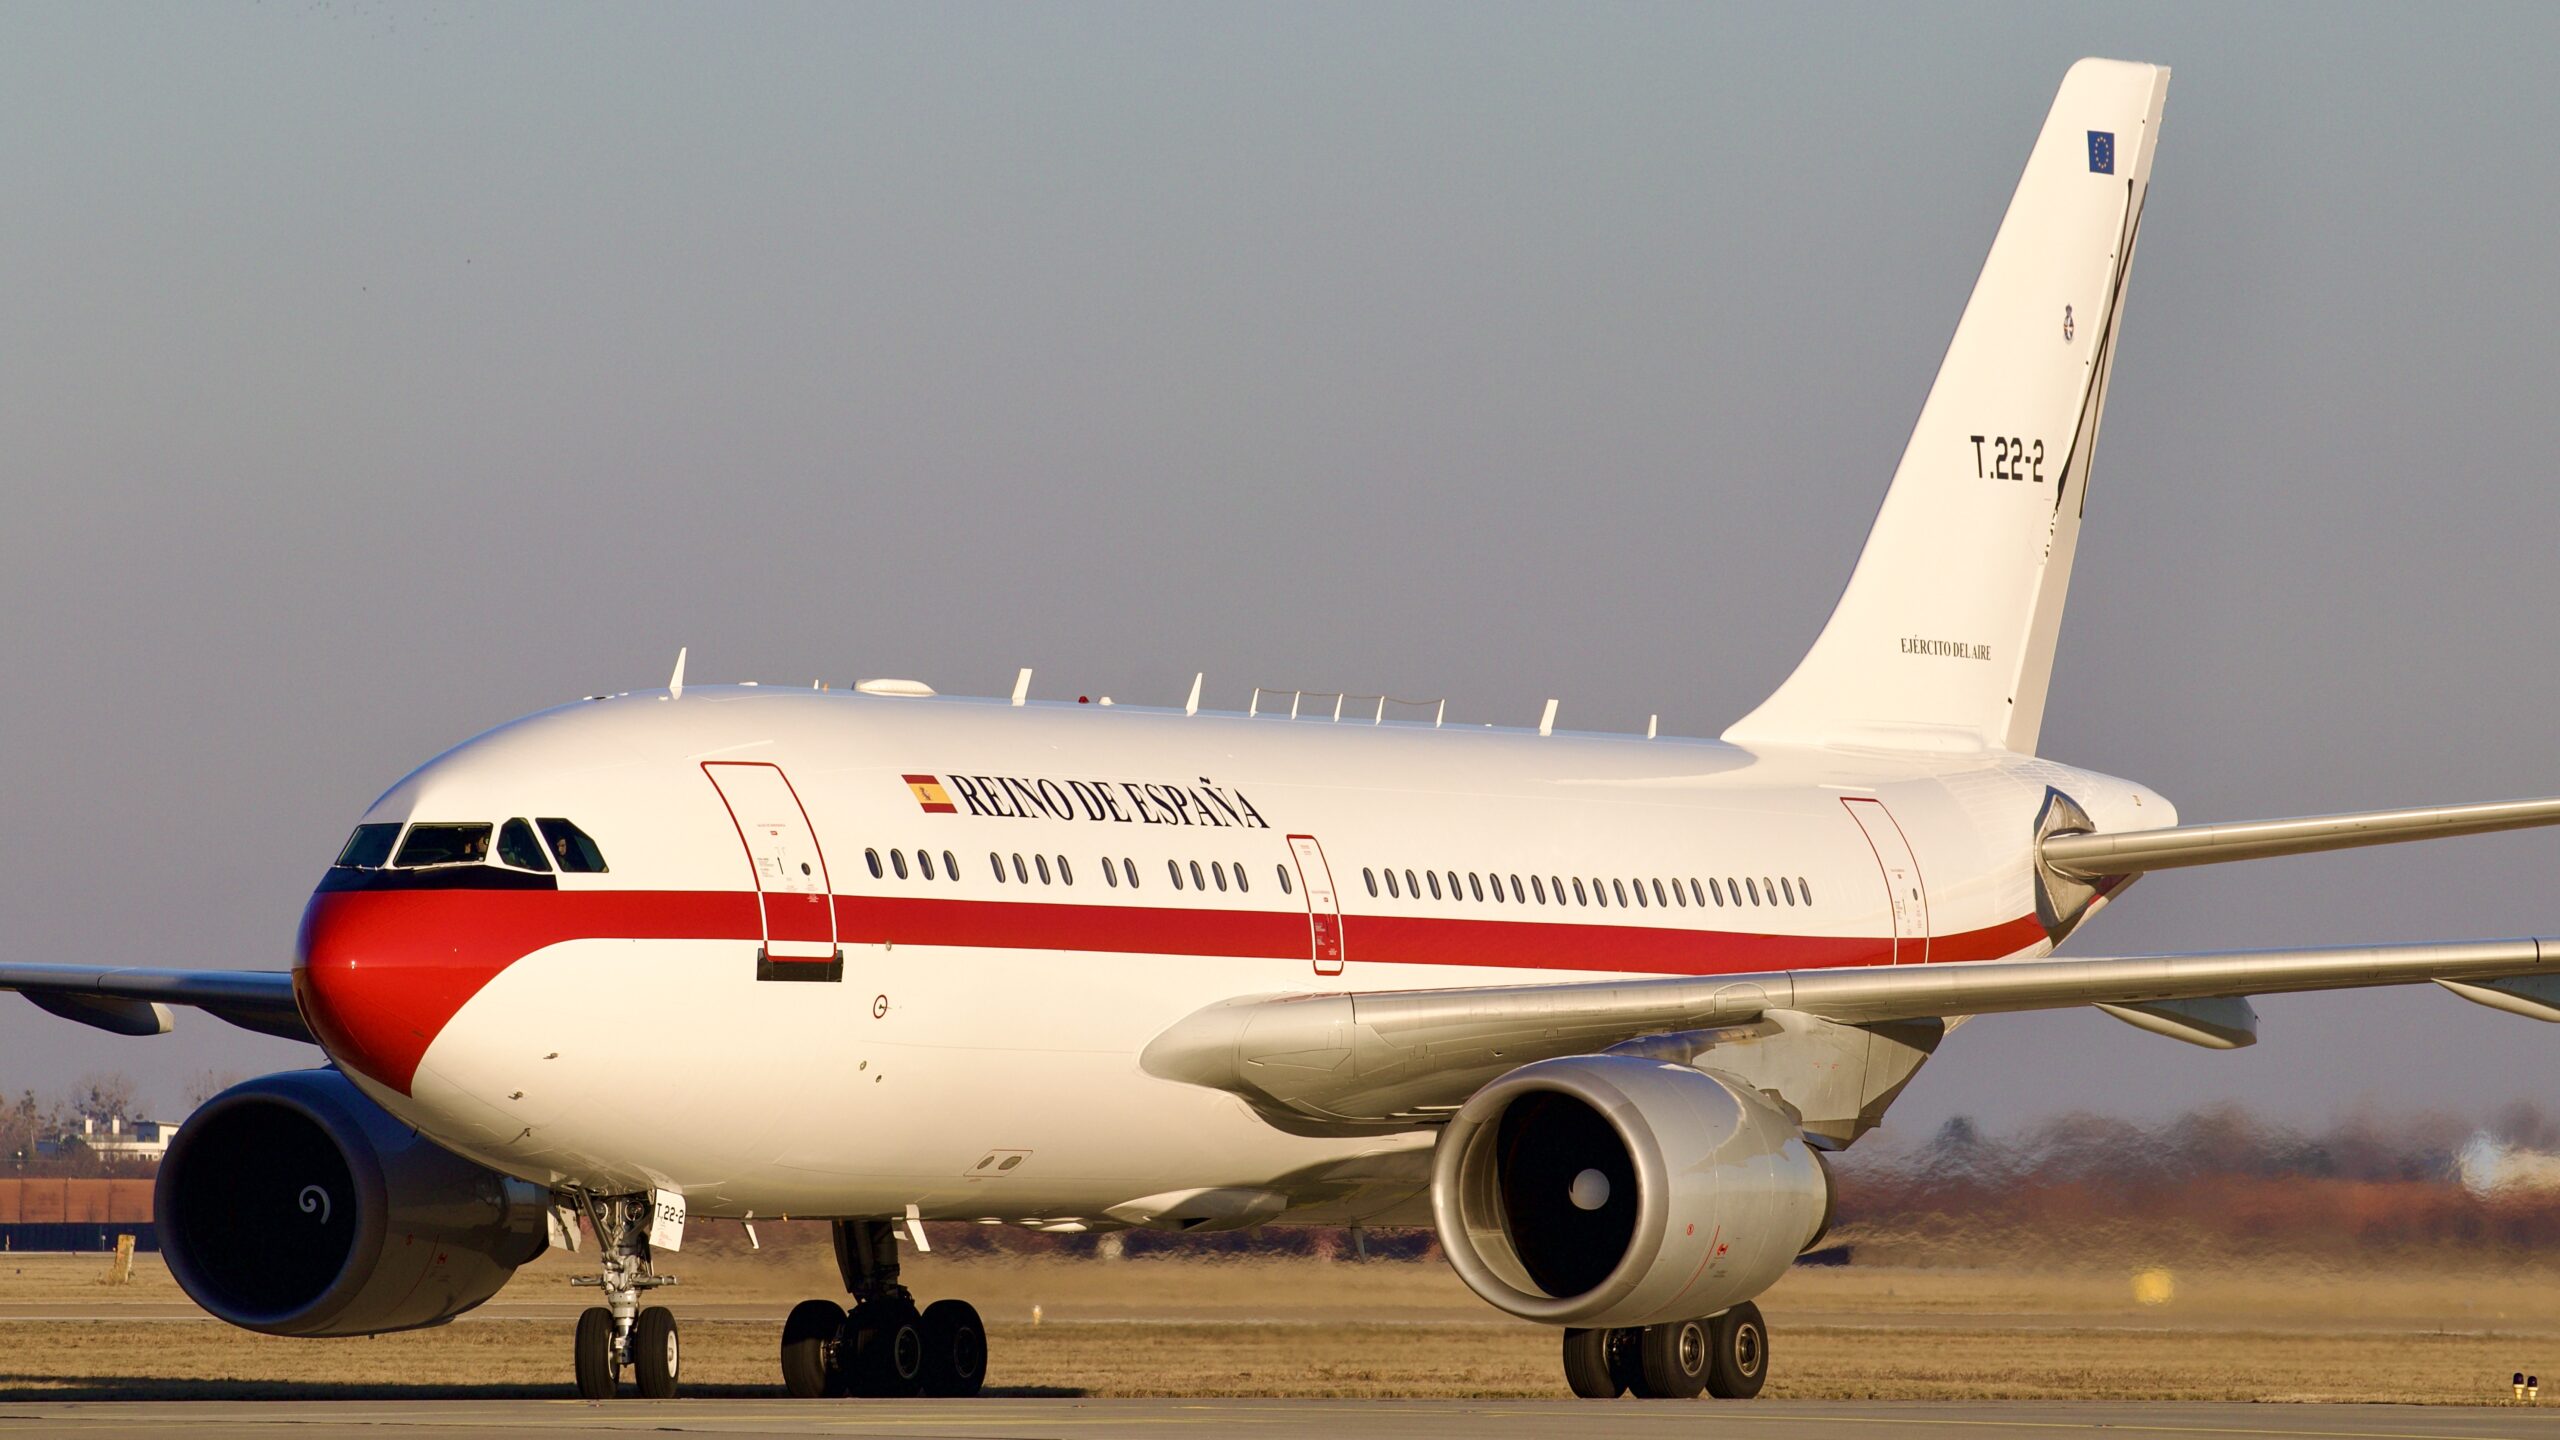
1532, 875, 1547, 904
1800, 877, 1813, 904
1652, 878, 1667, 907
1668, 878, 1684, 908
1781, 877, 1795, 905
1105, 858, 1120, 888
1487, 873, 1503, 904
1746, 878, 1761, 905
1511, 875, 1527, 904
1426, 871, 1443, 900
1609, 879, 1625, 908
1277, 865, 1293, 895
866, 848, 885, 879
1446, 871, 1462, 900
1035, 854, 1052, 884
1728, 876, 1742, 904
1364, 867, 1379, 898
1764, 877, 1777, 906
334, 823, 401, 869
1405, 869, 1420, 898
1233, 863, 1248, 895
397, 822, 493, 868
945, 851, 960, 882
1057, 856, 1073, 886
1169, 859, 1185, 890
892, 850, 910, 880
1631, 878, 1647, 908
1690, 878, 1706, 907
1013, 854, 1030, 884
1710, 878, 1725, 906
1572, 877, 1588, 906
1123, 857, 1140, 889
496, 819, 550, 872
991, 851, 1007, 883
1386, 869, 1402, 898
1189, 860, 1206, 891
918, 849, 937, 881
536, 819, 609, 873
1211, 862, 1227, 892
1468, 873, 1484, 902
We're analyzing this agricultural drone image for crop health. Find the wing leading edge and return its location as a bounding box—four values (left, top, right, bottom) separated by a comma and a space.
0, 964, 311, 1043
1143, 937, 2560, 1128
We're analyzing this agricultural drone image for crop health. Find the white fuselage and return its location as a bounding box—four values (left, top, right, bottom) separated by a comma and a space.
293, 686, 2169, 1228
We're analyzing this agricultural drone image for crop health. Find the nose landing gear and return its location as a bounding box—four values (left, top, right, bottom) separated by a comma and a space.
777, 1218, 987, 1398
566, 1193, 681, 1400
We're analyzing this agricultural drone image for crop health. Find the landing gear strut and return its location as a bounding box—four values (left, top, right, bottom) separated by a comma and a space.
568, 1193, 681, 1400
777, 1218, 986, 1398
1561, 1301, 1768, 1401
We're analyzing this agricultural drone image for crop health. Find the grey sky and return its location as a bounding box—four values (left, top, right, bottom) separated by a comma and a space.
5, 4, 2557, 1138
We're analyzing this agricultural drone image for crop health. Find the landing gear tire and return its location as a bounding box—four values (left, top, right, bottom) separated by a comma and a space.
1704, 1301, 1769, 1399
1632, 1315, 1711, 1400
919, 1298, 988, 1398
781, 1299, 847, 1398
842, 1297, 926, 1398
1560, 1327, 1622, 1399
574, 1305, 618, 1400
632, 1305, 681, 1399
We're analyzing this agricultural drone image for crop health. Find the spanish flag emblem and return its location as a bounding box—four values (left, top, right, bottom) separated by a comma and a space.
905, 774, 957, 813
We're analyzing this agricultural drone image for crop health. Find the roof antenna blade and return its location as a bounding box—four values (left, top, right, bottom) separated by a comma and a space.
1185, 673, 1204, 716
1647, 714, 1659, 740
1538, 698, 1558, 737
1011, 668, 1032, 707
669, 647, 688, 701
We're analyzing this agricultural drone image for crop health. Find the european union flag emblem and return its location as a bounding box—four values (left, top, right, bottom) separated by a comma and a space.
2087, 130, 2115, 175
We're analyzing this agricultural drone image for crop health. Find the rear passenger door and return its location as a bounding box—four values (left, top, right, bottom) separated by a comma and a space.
703, 762, 842, 981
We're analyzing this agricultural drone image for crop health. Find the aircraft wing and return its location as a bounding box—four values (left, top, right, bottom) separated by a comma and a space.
1144, 937, 2560, 1127
0, 964, 312, 1043
2041, 795, 2560, 875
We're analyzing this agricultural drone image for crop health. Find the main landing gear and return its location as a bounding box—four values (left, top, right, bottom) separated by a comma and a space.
569, 1194, 683, 1400
779, 1218, 987, 1399
1561, 1301, 1768, 1401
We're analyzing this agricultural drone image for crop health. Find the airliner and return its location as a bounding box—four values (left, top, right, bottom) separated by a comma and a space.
11, 58, 2560, 1404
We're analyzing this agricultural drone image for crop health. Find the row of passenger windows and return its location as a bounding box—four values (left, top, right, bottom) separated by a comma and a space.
1363, 866, 1812, 911
333, 818, 609, 874
860, 847, 1299, 898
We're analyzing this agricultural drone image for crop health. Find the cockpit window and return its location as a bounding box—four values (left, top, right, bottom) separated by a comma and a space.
497, 818, 551, 872
333, 823, 401, 870
395, 823, 493, 868
537, 818, 609, 873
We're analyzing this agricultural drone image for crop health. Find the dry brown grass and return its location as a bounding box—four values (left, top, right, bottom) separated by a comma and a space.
2, 1248, 2554, 1404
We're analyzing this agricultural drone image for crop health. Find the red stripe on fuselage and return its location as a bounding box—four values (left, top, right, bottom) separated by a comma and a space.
295, 886, 2049, 1095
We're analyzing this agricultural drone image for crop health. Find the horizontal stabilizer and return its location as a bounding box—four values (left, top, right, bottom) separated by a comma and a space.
2042, 795, 2560, 876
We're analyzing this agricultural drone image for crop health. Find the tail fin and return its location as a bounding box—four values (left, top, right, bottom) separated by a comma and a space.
1725, 59, 2169, 755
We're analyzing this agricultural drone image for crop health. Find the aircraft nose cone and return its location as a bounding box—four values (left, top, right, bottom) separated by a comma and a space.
295, 885, 514, 1097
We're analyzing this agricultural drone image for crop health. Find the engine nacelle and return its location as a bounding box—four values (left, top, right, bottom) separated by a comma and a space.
1430, 1055, 1829, 1329
158, 1069, 551, 1336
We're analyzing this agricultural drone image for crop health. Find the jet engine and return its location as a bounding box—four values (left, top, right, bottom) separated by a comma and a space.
158, 1068, 552, 1336
1430, 1054, 1829, 1329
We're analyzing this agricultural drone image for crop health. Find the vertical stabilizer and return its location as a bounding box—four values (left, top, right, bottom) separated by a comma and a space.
1725, 59, 2169, 755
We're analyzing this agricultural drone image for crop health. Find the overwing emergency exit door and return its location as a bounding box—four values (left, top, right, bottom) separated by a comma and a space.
1288, 835, 1345, 977
703, 762, 842, 981
1842, 797, 1930, 964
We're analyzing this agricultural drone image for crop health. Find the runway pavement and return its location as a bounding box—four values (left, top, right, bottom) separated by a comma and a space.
1, 1399, 2554, 1438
